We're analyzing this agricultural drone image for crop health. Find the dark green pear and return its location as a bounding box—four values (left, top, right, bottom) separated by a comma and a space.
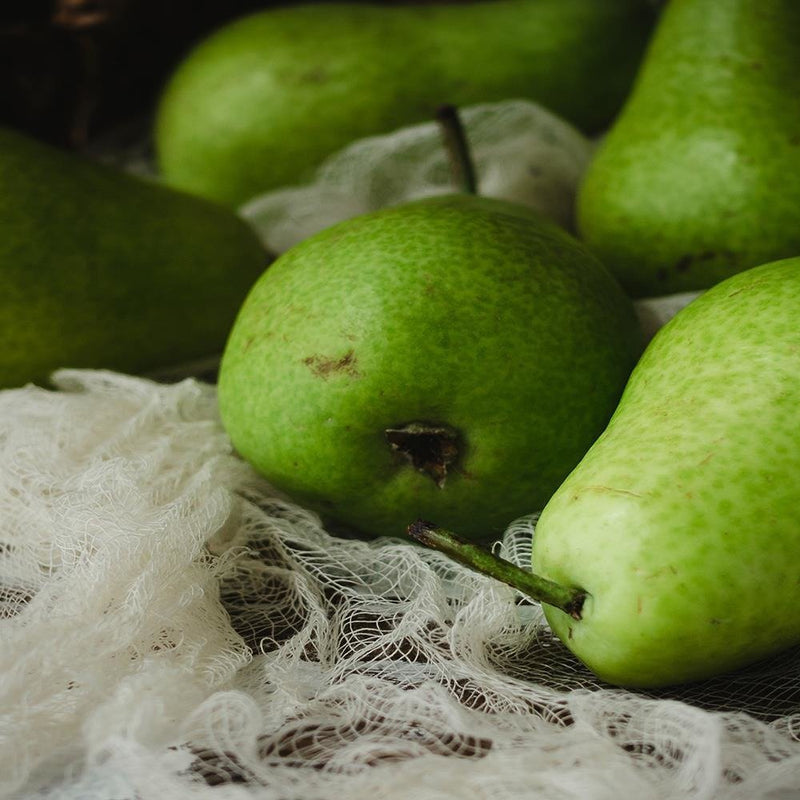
217, 193, 642, 543
154, 0, 655, 207
577, 0, 800, 297
0, 125, 269, 389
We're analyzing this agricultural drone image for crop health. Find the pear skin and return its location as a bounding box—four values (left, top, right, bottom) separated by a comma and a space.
217, 194, 642, 543
0, 126, 268, 389
532, 257, 800, 687
577, 0, 800, 298
155, 0, 655, 206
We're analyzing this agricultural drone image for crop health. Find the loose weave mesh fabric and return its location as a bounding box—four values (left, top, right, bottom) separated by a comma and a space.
3, 99, 800, 799
2, 370, 800, 800
239, 100, 594, 254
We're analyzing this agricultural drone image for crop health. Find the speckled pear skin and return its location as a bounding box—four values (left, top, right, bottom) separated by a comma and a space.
0, 125, 268, 389
217, 194, 642, 542
154, 0, 655, 207
576, 0, 800, 298
532, 257, 800, 688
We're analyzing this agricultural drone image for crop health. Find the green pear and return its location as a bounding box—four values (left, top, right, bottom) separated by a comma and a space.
217, 193, 642, 543
412, 256, 800, 687
576, 0, 800, 298
0, 125, 269, 389
154, 0, 655, 207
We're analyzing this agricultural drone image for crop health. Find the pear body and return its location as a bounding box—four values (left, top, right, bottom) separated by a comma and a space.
0, 126, 268, 389
577, 0, 800, 297
218, 194, 642, 542
155, 0, 654, 207
532, 257, 800, 687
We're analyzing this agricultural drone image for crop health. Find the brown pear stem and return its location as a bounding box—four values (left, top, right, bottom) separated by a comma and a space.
435, 103, 477, 195
407, 519, 586, 620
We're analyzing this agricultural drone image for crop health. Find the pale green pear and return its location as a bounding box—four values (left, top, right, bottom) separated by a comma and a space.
0, 125, 269, 389
411, 256, 800, 687
577, 0, 800, 297
218, 193, 642, 543
530, 256, 800, 687
154, 0, 655, 207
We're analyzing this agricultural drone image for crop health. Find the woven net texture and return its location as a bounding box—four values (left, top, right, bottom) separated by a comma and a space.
2, 371, 800, 800
3, 100, 800, 800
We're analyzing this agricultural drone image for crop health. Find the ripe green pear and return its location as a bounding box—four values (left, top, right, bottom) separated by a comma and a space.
531, 256, 800, 687
217, 194, 642, 543
577, 0, 800, 297
155, 0, 655, 207
0, 125, 269, 389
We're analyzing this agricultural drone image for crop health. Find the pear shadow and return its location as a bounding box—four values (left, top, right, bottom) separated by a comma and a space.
646, 644, 800, 721
500, 619, 800, 724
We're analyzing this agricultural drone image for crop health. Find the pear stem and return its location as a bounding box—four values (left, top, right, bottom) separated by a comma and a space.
407, 519, 587, 620
435, 103, 478, 195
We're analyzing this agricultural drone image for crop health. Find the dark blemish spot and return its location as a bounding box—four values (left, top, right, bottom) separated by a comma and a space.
528, 164, 543, 177
242, 336, 255, 352
726, 277, 767, 299
385, 422, 461, 488
301, 66, 328, 83
579, 485, 643, 498
674, 255, 693, 273
303, 350, 360, 379
672, 249, 735, 275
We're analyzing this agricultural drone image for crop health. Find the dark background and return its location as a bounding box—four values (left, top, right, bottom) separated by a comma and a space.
0, 0, 455, 152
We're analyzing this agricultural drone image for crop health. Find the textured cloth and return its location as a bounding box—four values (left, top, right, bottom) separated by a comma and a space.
1, 370, 800, 800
